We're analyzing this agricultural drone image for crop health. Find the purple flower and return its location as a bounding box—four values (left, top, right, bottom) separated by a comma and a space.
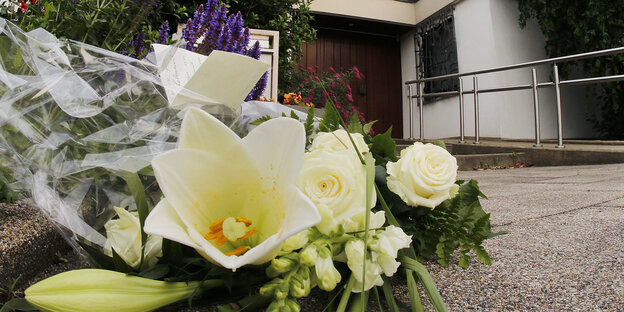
247, 41, 261, 60
157, 20, 169, 44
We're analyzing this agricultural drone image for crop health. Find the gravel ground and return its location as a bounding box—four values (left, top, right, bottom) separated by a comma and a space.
5, 164, 624, 311
0, 200, 71, 287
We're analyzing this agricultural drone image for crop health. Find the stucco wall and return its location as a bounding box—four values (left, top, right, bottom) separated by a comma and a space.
310, 0, 453, 25
400, 0, 598, 139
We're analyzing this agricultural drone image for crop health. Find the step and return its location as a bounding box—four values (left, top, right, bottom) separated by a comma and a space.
395, 139, 624, 168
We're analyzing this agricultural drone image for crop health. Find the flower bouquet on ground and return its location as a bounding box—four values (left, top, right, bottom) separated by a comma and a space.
0, 17, 503, 312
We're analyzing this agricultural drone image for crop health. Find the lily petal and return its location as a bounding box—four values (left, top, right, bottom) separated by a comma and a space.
144, 199, 201, 250
152, 148, 260, 230
178, 107, 243, 157
241, 117, 306, 188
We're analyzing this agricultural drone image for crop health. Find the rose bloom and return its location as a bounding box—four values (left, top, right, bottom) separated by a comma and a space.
297, 130, 374, 231
386, 142, 458, 209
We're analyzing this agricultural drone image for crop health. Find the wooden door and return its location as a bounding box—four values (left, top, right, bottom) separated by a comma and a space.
300, 30, 403, 138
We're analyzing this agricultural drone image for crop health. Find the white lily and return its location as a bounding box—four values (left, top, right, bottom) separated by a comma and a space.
144, 108, 320, 270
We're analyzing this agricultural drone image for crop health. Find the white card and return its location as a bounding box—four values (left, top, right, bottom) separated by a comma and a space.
153, 44, 269, 110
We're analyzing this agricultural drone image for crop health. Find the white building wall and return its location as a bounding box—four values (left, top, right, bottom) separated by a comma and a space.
401, 0, 597, 139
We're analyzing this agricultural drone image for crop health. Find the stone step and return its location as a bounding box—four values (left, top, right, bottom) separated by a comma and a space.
395, 138, 624, 169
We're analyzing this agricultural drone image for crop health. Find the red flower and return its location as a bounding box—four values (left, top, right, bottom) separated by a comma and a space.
19, 1, 28, 12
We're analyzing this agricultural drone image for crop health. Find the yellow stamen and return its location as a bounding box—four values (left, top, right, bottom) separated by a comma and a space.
226, 246, 250, 256
235, 216, 252, 226
200, 216, 258, 252
237, 227, 257, 241
209, 218, 226, 231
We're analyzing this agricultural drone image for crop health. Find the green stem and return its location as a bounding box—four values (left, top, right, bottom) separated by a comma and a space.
336, 275, 355, 312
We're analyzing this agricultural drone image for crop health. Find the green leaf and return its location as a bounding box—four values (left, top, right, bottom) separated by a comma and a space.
363, 121, 377, 135
373, 287, 385, 312
0, 298, 36, 312
290, 110, 300, 120
112, 248, 135, 273
122, 171, 150, 267
139, 264, 170, 279
250, 115, 272, 126
381, 277, 400, 312
348, 290, 368, 312
406, 269, 424, 312
400, 256, 448, 312
319, 101, 341, 132
475, 245, 493, 265
304, 106, 316, 139
336, 275, 356, 312
433, 140, 447, 150
77, 240, 114, 270
345, 113, 363, 134
161, 238, 184, 265
370, 127, 398, 165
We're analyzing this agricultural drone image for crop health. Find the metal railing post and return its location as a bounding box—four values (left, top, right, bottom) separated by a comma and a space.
407, 84, 414, 140
553, 64, 564, 148
531, 68, 542, 147
473, 76, 480, 144
418, 82, 424, 140
458, 77, 465, 143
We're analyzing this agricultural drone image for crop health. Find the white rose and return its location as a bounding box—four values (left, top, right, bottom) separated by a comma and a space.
386, 142, 458, 209
104, 207, 162, 270
311, 130, 369, 154
297, 149, 375, 225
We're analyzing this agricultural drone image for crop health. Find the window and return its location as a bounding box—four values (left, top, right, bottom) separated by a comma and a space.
414, 7, 458, 96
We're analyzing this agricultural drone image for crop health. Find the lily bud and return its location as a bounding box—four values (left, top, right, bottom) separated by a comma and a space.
25, 269, 205, 312
299, 245, 318, 267
260, 278, 284, 297
289, 266, 311, 298
314, 255, 341, 291
267, 254, 299, 277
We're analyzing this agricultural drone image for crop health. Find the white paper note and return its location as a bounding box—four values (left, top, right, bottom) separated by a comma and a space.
153, 44, 269, 110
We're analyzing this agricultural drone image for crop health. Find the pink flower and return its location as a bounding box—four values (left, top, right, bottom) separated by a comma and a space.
335, 73, 341, 79
347, 94, 354, 102
353, 66, 362, 80
329, 66, 335, 73
331, 81, 336, 87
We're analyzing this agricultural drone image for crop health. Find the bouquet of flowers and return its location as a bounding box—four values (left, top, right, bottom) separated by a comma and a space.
0, 17, 501, 312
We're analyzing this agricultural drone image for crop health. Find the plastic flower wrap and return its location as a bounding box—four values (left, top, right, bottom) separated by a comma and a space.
0, 18, 259, 250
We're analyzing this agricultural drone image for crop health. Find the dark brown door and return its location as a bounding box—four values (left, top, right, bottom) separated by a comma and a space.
300, 30, 403, 137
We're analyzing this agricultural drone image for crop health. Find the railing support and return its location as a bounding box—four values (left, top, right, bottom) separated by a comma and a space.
418, 82, 424, 140
407, 84, 414, 140
458, 77, 465, 143
553, 64, 564, 148
531, 68, 542, 147
473, 76, 480, 144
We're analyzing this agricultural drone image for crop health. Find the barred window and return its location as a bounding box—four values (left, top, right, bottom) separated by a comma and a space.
414, 7, 458, 96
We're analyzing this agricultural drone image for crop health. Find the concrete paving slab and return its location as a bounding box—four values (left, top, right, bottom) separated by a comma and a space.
419, 164, 624, 311
420, 205, 624, 311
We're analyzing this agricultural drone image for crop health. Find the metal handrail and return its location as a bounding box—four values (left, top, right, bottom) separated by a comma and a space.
405, 46, 624, 148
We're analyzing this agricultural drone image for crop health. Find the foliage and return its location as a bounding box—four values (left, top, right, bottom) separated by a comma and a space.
221, 0, 316, 93
161, 0, 266, 100
376, 167, 504, 268
517, 0, 624, 138
285, 65, 369, 131
0, 0, 186, 59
